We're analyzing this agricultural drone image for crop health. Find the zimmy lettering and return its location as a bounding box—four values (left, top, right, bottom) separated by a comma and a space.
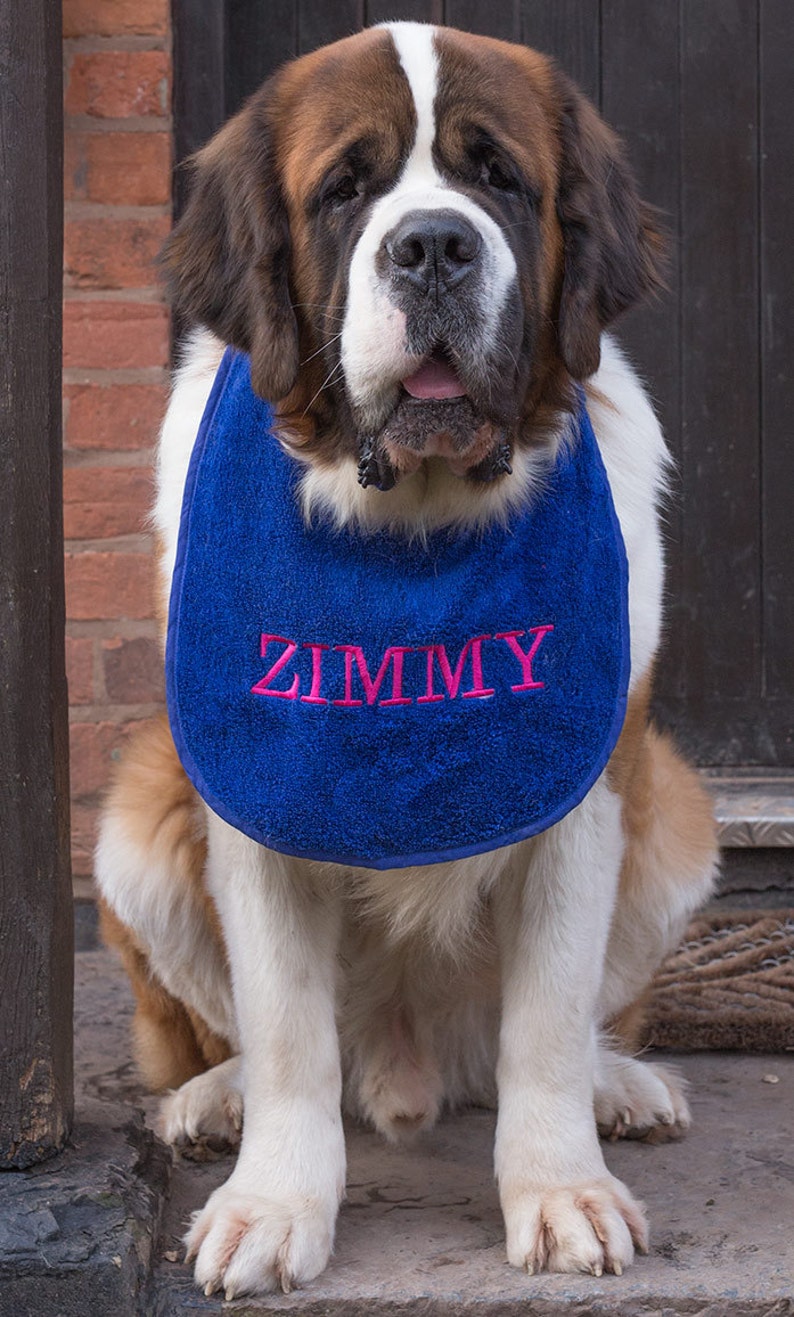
251, 627, 554, 707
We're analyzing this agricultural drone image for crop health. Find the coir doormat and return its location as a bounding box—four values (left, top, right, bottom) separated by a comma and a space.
647, 912, 794, 1052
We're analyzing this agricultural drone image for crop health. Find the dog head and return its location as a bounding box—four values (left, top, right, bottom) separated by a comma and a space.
165, 23, 663, 496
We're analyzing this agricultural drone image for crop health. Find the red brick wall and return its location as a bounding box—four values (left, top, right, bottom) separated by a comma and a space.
63, 0, 172, 890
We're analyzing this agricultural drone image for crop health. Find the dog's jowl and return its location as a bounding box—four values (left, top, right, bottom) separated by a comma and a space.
96, 21, 717, 1299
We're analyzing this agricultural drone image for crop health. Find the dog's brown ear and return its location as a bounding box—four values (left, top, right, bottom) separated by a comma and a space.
163, 96, 299, 401
554, 74, 665, 380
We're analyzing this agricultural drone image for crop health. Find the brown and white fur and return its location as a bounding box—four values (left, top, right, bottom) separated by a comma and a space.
95, 23, 718, 1300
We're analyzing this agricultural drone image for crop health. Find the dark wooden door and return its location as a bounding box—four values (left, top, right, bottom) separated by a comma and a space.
173, 0, 794, 768
1, 0, 73, 1164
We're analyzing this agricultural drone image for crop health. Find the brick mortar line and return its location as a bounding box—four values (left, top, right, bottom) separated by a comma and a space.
63, 287, 168, 303
66, 619, 162, 639
65, 533, 154, 553
162, 2, 174, 88
92, 631, 107, 705
69, 702, 164, 724
64, 35, 168, 55
63, 295, 169, 310
63, 368, 170, 385
65, 201, 172, 220
72, 870, 98, 885
64, 288, 167, 301
65, 114, 172, 133
64, 449, 156, 468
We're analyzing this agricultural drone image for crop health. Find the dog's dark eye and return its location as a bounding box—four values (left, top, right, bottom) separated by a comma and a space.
484, 157, 520, 193
328, 175, 359, 204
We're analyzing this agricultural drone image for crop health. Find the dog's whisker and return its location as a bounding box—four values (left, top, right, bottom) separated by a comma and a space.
291, 303, 347, 319
301, 361, 345, 416
300, 333, 343, 367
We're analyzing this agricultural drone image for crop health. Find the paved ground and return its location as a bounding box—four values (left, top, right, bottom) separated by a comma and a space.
2, 943, 793, 1315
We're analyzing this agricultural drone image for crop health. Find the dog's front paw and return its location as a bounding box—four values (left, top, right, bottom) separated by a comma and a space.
502, 1176, 648, 1276
186, 1181, 337, 1298
159, 1056, 243, 1148
595, 1054, 691, 1143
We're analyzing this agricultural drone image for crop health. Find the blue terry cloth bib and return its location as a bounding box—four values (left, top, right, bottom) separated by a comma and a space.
166, 348, 630, 870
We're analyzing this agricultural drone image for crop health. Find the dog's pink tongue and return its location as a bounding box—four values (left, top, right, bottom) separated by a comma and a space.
402, 357, 466, 400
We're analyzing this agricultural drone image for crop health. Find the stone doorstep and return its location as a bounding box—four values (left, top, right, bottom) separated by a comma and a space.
3, 950, 793, 1316
151, 1051, 794, 1317
703, 770, 794, 850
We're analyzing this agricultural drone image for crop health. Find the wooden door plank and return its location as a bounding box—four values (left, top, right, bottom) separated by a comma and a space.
445, 0, 520, 39
600, 0, 681, 462
298, 0, 364, 53
519, 0, 600, 106
367, 0, 443, 23
172, 0, 226, 214
600, 0, 684, 719
225, 0, 298, 115
760, 0, 794, 743
677, 0, 761, 760
0, 0, 73, 1166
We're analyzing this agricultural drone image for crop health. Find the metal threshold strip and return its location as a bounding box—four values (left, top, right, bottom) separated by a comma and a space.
701, 772, 794, 848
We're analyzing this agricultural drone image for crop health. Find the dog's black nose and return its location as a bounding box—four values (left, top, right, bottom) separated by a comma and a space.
385, 210, 482, 294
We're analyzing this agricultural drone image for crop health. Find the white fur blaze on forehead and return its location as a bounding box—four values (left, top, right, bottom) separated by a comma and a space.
341, 22, 519, 423
384, 22, 439, 178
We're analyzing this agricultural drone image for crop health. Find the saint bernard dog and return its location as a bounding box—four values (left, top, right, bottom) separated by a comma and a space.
95, 21, 718, 1300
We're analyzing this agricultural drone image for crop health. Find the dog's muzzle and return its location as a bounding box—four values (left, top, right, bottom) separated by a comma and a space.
353, 208, 518, 489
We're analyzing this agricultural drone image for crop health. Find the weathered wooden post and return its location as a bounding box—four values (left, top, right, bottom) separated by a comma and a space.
0, 0, 73, 1166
